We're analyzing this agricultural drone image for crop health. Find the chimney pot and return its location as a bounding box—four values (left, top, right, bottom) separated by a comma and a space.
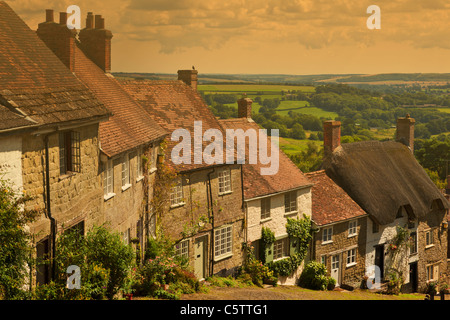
95, 15, 103, 29
86, 12, 94, 29
46, 9, 54, 23
323, 120, 341, 156
59, 12, 68, 25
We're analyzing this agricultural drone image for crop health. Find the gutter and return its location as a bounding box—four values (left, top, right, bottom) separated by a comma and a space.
207, 167, 216, 277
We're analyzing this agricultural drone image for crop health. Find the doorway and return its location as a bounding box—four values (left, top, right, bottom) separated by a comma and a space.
194, 236, 207, 280
331, 254, 341, 285
409, 262, 418, 292
374, 244, 385, 280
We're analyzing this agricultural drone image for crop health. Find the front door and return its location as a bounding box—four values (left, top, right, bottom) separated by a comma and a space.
331, 254, 340, 285
194, 236, 207, 280
409, 262, 418, 292
374, 244, 385, 280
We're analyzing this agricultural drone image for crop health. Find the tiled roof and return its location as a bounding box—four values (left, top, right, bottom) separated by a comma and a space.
305, 170, 367, 226
73, 47, 167, 157
119, 79, 227, 171
220, 118, 312, 200
0, 1, 109, 132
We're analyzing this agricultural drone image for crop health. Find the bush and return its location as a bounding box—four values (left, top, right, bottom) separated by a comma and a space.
298, 261, 335, 290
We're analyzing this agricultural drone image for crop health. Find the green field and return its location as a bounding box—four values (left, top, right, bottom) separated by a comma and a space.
198, 84, 315, 93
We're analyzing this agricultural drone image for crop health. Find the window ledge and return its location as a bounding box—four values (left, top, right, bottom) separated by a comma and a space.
149, 167, 157, 174
425, 244, 435, 249
121, 183, 132, 192
214, 252, 233, 262
170, 202, 186, 209
346, 262, 357, 268
322, 240, 333, 245
284, 211, 298, 217
219, 190, 232, 196
59, 172, 77, 181
104, 193, 116, 201
260, 217, 272, 224
136, 176, 144, 183
348, 233, 357, 238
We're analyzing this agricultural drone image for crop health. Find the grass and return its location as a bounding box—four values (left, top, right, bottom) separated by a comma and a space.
279, 137, 322, 156
276, 101, 338, 118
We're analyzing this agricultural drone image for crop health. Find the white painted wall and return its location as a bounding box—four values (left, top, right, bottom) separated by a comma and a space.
0, 135, 23, 193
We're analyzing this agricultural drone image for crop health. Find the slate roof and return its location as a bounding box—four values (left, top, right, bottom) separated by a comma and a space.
72, 47, 167, 157
322, 140, 449, 225
119, 79, 228, 172
220, 117, 312, 200
0, 1, 109, 132
305, 170, 367, 226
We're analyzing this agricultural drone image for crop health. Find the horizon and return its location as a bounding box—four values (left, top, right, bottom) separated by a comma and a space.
8, 0, 450, 75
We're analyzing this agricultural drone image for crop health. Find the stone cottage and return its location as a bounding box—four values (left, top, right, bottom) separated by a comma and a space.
0, 2, 112, 284
36, 9, 168, 262
322, 116, 449, 293
306, 170, 368, 289
120, 73, 245, 279
219, 98, 313, 285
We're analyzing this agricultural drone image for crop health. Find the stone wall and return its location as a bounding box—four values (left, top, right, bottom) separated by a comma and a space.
0, 135, 23, 193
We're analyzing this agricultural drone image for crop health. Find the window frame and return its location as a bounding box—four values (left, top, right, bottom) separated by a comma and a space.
175, 239, 190, 260
136, 148, 144, 181
322, 226, 333, 244
121, 154, 131, 191
170, 178, 184, 207
214, 225, 233, 260
218, 169, 232, 195
409, 232, 418, 255
273, 237, 289, 260
348, 220, 358, 237
284, 190, 297, 214
59, 131, 81, 175
103, 159, 115, 200
346, 248, 356, 267
260, 197, 271, 220
425, 229, 434, 248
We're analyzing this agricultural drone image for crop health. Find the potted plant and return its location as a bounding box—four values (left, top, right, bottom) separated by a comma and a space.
426, 281, 438, 300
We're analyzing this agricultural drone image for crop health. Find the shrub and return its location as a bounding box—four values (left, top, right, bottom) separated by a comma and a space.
298, 261, 335, 290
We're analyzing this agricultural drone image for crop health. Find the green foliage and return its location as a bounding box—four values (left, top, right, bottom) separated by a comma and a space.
261, 227, 275, 246
239, 242, 277, 287
298, 261, 335, 290
0, 179, 39, 300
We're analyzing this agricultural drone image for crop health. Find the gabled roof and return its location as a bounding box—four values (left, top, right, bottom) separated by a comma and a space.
219, 117, 312, 200
305, 170, 367, 226
0, 1, 109, 132
322, 140, 449, 225
119, 79, 228, 171
72, 47, 167, 157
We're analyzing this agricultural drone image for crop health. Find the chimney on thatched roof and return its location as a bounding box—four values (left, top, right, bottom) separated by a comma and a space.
323, 120, 341, 157
396, 114, 415, 153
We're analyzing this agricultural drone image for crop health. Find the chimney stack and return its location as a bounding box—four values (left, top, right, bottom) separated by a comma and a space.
37, 10, 77, 71
237, 97, 252, 119
78, 13, 113, 73
323, 120, 341, 156
177, 68, 198, 90
396, 114, 415, 153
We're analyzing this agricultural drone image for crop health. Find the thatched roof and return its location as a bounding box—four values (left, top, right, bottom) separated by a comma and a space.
322, 140, 449, 225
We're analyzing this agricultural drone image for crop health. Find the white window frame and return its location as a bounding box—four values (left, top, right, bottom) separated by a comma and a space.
136, 149, 144, 182
425, 229, 434, 248
175, 239, 189, 260
322, 227, 333, 244
346, 248, 356, 267
218, 169, 232, 195
426, 263, 440, 282
103, 159, 115, 200
121, 154, 131, 191
260, 197, 271, 220
273, 237, 289, 260
150, 146, 158, 173
170, 178, 184, 207
284, 190, 297, 214
214, 225, 233, 260
348, 220, 357, 237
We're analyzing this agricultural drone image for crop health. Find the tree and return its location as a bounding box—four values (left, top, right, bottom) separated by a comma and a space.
290, 123, 306, 140
0, 179, 39, 299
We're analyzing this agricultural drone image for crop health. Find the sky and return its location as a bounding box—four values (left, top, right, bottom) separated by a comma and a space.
7, 0, 450, 75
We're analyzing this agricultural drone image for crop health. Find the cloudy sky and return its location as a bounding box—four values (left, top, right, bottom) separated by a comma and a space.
7, 0, 450, 75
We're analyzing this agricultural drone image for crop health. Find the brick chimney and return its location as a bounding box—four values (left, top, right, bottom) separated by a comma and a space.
178, 68, 198, 90
78, 12, 113, 73
237, 97, 252, 119
396, 114, 415, 153
36, 9, 77, 71
323, 120, 341, 156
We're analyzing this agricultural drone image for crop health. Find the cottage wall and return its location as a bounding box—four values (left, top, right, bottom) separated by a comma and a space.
0, 135, 23, 193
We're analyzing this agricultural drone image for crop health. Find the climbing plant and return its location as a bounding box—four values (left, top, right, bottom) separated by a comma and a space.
385, 225, 410, 294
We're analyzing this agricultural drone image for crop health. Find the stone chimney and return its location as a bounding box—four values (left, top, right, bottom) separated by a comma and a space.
323, 120, 341, 156
237, 97, 252, 119
396, 114, 415, 153
36, 9, 77, 71
78, 12, 113, 73
178, 68, 198, 90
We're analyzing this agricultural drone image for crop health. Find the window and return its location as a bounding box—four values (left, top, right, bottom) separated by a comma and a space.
170, 178, 184, 207
59, 131, 81, 175
121, 154, 131, 189
284, 191, 297, 214
136, 149, 144, 180
347, 248, 356, 266
175, 240, 189, 260
348, 220, 357, 237
426, 229, 434, 247
409, 232, 417, 255
372, 221, 379, 233
214, 225, 232, 259
150, 146, 158, 172
427, 264, 439, 282
261, 197, 271, 220
103, 159, 114, 199
273, 237, 289, 260
123, 228, 130, 245
321, 256, 326, 266
218, 169, 232, 194
322, 227, 333, 243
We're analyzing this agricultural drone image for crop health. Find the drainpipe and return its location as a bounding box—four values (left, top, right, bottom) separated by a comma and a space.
44, 135, 56, 281
207, 167, 216, 276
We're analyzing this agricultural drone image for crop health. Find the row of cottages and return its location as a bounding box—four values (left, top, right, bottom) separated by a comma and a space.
308, 117, 449, 293
0, 1, 168, 286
